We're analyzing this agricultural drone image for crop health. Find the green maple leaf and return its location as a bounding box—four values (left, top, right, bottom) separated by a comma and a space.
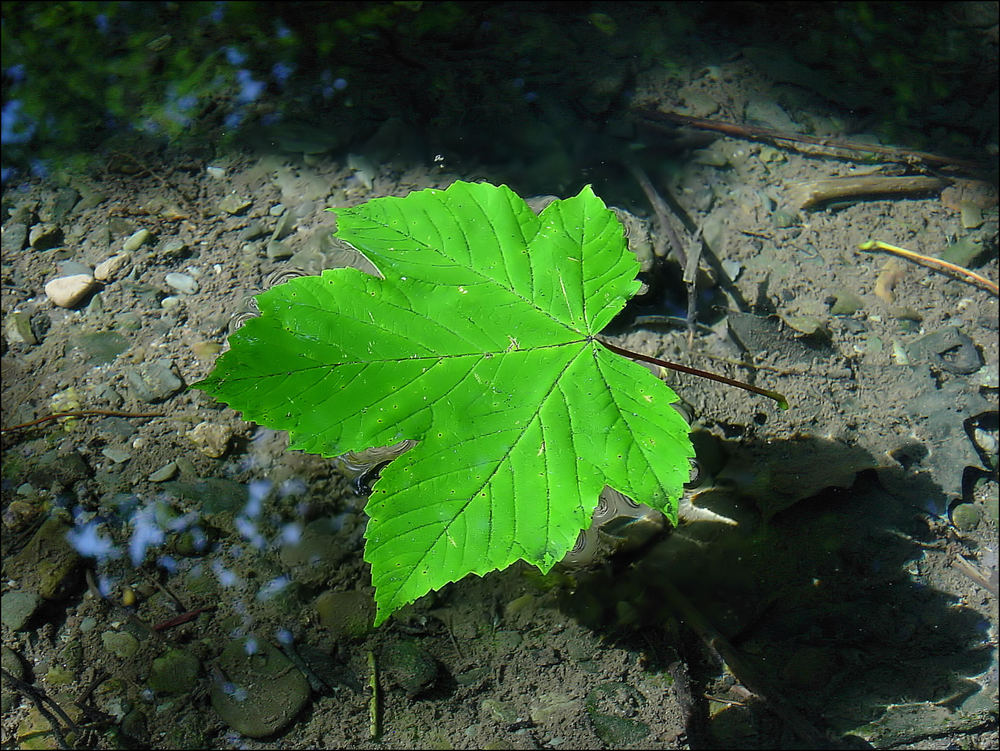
194, 181, 693, 625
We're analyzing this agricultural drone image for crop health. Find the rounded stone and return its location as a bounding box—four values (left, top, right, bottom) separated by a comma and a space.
148, 648, 200, 695
44, 274, 96, 308
102, 631, 140, 659
211, 637, 310, 738
951, 503, 982, 531
94, 253, 131, 281
382, 640, 437, 697
0, 591, 42, 631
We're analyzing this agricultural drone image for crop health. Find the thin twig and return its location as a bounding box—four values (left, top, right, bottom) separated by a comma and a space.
633, 109, 987, 175
623, 158, 687, 267
2, 667, 76, 750
1, 410, 165, 434
683, 226, 704, 348
858, 240, 998, 296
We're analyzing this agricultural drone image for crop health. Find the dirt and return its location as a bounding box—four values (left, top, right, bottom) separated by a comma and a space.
2, 20, 998, 751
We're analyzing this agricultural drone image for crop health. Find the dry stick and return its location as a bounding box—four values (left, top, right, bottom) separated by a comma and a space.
1, 667, 76, 750
858, 240, 999, 296
1, 410, 166, 434
633, 109, 987, 174
624, 158, 687, 268
599, 339, 789, 409
791, 174, 949, 210
683, 226, 704, 347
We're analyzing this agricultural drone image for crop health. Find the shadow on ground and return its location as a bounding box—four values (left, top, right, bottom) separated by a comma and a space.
559, 435, 995, 748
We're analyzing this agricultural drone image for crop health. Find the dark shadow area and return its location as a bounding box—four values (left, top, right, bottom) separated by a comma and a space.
557, 434, 996, 748
3, 2, 995, 189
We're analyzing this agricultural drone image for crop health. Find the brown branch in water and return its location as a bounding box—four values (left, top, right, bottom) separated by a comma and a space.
1, 410, 165, 434
632, 109, 988, 175
789, 174, 949, 210
151, 604, 216, 632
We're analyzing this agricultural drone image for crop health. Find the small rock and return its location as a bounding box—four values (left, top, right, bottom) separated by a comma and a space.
211, 638, 310, 738
127, 359, 183, 402
148, 649, 200, 695
187, 422, 232, 458
94, 253, 132, 281
0, 591, 42, 631
219, 193, 252, 215
1, 221, 28, 253
960, 202, 984, 229
7, 516, 82, 599
165, 272, 198, 295
122, 229, 150, 252
29, 223, 64, 250
382, 640, 437, 697
45, 273, 97, 308
830, 291, 865, 315
101, 446, 132, 464
148, 462, 178, 482
270, 209, 297, 242
71, 331, 130, 365
206, 166, 226, 179
266, 239, 293, 260
102, 631, 140, 659
5, 312, 38, 345
951, 503, 982, 531
162, 239, 189, 259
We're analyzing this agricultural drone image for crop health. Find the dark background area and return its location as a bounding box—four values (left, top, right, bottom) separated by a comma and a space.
3, 1, 997, 190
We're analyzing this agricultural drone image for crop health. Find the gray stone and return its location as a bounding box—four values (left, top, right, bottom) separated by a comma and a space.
270, 209, 297, 242
70, 331, 129, 365
1, 222, 28, 254
102, 631, 140, 659
101, 446, 132, 464
266, 239, 293, 260
29, 223, 64, 250
148, 648, 200, 695
127, 359, 183, 402
382, 640, 437, 697
148, 462, 178, 482
211, 638, 310, 738
5, 312, 38, 345
0, 591, 42, 631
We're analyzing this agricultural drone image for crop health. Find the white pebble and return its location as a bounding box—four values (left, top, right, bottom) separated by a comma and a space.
44, 274, 96, 308
165, 272, 198, 294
